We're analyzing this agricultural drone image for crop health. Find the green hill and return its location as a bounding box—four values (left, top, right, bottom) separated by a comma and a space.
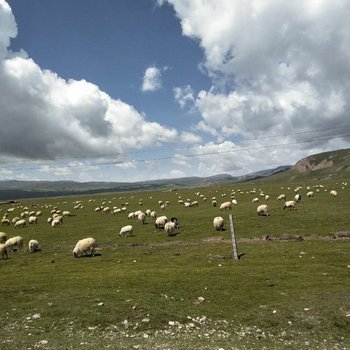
261, 148, 350, 183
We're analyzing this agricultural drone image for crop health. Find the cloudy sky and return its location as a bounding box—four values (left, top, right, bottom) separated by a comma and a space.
1, 0, 350, 182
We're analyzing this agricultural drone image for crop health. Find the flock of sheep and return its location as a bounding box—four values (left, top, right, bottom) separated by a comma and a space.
0, 181, 345, 260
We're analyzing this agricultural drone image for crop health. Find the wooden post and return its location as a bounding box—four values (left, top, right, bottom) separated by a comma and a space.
229, 214, 239, 260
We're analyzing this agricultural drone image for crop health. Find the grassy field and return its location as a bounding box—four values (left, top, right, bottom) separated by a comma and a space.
1, 179, 349, 349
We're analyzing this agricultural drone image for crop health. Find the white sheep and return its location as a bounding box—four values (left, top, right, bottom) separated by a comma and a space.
138, 212, 146, 225
0, 231, 6, 243
213, 216, 224, 231
277, 194, 286, 201
0, 243, 8, 259
51, 219, 62, 227
257, 204, 269, 216
283, 200, 296, 210
119, 225, 133, 237
5, 236, 23, 252
252, 198, 259, 203
28, 216, 38, 224
306, 191, 314, 197
155, 216, 168, 229
219, 201, 232, 210
128, 212, 135, 219
1, 218, 10, 226
330, 190, 337, 197
164, 221, 176, 236
62, 210, 73, 217
14, 219, 26, 228
150, 211, 157, 219
28, 239, 40, 253
73, 238, 97, 258
103, 207, 111, 214
294, 194, 301, 202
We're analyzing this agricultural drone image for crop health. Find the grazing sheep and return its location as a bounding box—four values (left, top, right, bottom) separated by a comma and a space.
138, 212, 146, 225
73, 238, 97, 258
155, 216, 168, 229
150, 211, 157, 219
62, 210, 73, 217
295, 194, 302, 202
113, 208, 121, 215
306, 191, 314, 198
14, 219, 26, 228
51, 219, 62, 227
0, 231, 6, 243
264, 195, 270, 201
5, 236, 23, 252
283, 200, 296, 210
28, 239, 40, 253
28, 216, 38, 224
119, 225, 133, 237
330, 190, 337, 197
103, 207, 111, 214
1, 218, 10, 226
164, 222, 177, 236
220, 201, 232, 210
213, 216, 225, 231
257, 204, 269, 216
128, 212, 135, 219
212, 200, 218, 207
0, 243, 8, 259
277, 194, 286, 201
252, 198, 259, 203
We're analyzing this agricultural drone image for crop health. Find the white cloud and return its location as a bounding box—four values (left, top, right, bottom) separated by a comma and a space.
161, 0, 350, 154
0, 2, 177, 164
141, 65, 162, 92
173, 84, 194, 109
180, 131, 202, 144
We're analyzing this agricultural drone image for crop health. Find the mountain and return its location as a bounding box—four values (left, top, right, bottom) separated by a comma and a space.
262, 148, 350, 183
0, 148, 348, 200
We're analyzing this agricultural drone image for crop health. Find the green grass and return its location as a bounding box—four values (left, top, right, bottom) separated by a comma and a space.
0, 179, 349, 349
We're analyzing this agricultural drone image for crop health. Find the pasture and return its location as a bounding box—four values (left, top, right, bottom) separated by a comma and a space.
1, 179, 349, 349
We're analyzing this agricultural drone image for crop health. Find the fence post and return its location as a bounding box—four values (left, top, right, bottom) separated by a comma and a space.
229, 214, 239, 260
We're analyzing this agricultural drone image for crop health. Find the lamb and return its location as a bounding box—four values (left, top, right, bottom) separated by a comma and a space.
119, 225, 133, 237
0, 231, 6, 243
155, 216, 168, 229
5, 236, 23, 252
0, 243, 8, 259
219, 201, 232, 210
14, 219, 26, 228
28, 239, 40, 253
283, 200, 296, 210
330, 190, 337, 197
73, 238, 97, 258
213, 216, 225, 231
257, 204, 269, 216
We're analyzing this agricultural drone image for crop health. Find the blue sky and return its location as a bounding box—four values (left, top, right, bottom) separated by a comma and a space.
1, 0, 350, 182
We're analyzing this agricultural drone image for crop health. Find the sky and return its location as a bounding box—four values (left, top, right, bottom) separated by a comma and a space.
1, 0, 350, 183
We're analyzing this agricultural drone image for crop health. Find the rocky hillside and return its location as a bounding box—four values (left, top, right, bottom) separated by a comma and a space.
264, 148, 350, 183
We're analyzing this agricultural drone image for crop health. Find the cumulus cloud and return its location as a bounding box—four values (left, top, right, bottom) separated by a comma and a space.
180, 131, 202, 144
161, 0, 350, 155
0, 2, 177, 163
141, 65, 163, 92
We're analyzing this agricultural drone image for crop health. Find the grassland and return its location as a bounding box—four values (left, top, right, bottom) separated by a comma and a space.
1, 179, 349, 349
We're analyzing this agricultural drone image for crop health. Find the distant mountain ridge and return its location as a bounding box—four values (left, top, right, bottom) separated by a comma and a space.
0, 148, 348, 200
